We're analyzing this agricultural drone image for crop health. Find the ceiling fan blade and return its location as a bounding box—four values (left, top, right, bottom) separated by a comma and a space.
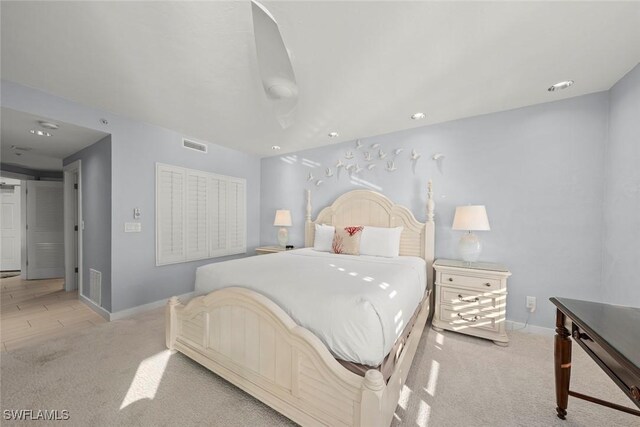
251, 1, 298, 128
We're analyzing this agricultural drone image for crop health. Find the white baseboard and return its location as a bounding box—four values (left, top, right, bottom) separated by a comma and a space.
506, 320, 554, 336
79, 294, 110, 321
109, 292, 195, 321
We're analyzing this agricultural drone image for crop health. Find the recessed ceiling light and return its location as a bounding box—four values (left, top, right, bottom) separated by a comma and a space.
328, 131, 339, 138
411, 112, 426, 120
548, 80, 574, 92
38, 120, 59, 130
271, 145, 281, 150
29, 129, 52, 137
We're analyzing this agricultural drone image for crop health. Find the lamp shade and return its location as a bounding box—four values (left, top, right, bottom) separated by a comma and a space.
273, 210, 292, 227
452, 205, 490, 231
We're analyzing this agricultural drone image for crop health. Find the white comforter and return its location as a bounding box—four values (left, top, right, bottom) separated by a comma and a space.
195, 248, 426, 366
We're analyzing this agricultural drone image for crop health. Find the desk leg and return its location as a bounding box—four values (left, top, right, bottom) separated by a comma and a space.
554, 309, 572, 420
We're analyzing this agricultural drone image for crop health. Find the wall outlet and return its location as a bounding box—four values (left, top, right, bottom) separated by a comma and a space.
526, 296, 536, 312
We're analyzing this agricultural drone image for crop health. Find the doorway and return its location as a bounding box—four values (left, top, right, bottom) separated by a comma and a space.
63, 160, 82, 293
0, 177, 22, 274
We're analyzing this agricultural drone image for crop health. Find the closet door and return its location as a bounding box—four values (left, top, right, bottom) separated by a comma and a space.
185, 170, 209, 260
226, 177, 246, 255
209, 174, 228, 257
156, 164, 186, 265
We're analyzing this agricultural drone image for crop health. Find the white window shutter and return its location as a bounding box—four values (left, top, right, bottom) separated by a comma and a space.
156, 164, 186, 265
185, 170, 209, 260
209, 175, 228, 257
157, 163, 247, 265
226, 178, 246, 255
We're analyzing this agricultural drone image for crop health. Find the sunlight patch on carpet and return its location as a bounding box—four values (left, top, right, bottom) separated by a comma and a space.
424, 359, 439, 396
120, 350, 171, 410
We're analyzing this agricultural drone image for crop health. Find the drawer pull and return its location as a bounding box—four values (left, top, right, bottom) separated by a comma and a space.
458, 294, 479, 303
457, 313, 479, 322
448, 278, 453, 282
484, 283, 491, 287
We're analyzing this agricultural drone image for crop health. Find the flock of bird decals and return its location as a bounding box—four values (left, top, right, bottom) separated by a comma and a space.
308, 139, 424, 187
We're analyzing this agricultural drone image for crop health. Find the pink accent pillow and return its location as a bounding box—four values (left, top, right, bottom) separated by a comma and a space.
332, 226, 364, 255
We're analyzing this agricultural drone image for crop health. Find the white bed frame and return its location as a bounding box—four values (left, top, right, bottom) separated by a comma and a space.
166, 182, 435, 427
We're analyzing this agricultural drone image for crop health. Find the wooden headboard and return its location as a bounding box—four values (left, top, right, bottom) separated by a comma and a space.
304, 181, 435, 288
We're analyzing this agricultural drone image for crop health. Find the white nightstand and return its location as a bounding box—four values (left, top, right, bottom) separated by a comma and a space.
255, 246, 287, 255
432, 259, 512, 346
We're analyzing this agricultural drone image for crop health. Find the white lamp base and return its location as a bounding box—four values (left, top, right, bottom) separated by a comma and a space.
277, 227, 289, 247
458, 232, 482, 262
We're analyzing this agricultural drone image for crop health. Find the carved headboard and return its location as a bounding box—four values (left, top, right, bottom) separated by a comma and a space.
304, 181, 435, 288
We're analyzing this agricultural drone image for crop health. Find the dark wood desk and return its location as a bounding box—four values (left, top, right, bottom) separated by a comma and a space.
550, 297, 640, 420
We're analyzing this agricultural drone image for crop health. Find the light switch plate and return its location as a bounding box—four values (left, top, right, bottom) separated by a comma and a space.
124, 222, 142, 233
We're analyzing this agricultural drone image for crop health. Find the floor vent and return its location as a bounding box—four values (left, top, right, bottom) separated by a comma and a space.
182, 138, 208, 153
89, 269, 102, 306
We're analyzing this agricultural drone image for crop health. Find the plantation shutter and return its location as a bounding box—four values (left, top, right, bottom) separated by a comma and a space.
209, 175, 228, 257
156, 164, 186, 265
156, 163, 247, 266
185, 170, 209, 260
226, 178, 247, 255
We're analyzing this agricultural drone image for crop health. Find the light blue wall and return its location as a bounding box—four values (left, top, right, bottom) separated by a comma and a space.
64, 135, 112, 310
603, 64, 640, 306
261, 92, 611, 328
1, 80, 261, 313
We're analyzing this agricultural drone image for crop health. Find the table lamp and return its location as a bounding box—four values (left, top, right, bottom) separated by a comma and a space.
273, 210, 292, 247
452, 205, 490, 262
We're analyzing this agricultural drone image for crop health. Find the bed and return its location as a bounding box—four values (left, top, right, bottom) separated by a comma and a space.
166, 182, 435, 427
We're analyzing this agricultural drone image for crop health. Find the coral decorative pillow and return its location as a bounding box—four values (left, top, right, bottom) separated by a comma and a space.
332, 226, 364, 255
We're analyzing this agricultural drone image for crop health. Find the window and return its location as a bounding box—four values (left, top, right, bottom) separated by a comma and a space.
156, 163, 246, 266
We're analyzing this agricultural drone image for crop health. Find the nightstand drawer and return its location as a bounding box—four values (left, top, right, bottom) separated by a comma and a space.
440, 273, 500, 290
439, 305, 501, 333
439, 286, 504, 310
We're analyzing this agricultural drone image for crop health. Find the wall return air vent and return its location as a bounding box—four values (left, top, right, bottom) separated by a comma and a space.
182, 138, 208, 154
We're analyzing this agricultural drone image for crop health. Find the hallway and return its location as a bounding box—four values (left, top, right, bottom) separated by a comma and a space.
0, 275, 106, 351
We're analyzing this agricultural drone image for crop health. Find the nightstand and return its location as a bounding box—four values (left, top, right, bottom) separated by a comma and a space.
432, 259, 512, 346
255, 246, 287, 255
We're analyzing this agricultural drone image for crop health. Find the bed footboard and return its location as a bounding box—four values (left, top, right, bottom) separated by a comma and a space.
167, 287, 430, 426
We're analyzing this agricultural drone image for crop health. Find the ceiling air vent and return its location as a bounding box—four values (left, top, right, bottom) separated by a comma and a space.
182, 138, 208, 154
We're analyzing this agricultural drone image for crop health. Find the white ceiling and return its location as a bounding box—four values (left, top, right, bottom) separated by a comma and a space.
1, 1, 639, 157
0, 108, 108, 171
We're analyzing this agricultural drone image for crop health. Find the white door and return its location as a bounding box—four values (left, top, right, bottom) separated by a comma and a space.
26, 181, 64, 279
0, 180, 21, 271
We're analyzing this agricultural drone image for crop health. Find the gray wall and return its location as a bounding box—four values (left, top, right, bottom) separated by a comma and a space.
603, 64, 640, 306
64, 135, 112, 310
261, 92, 611, 328
1, 80, 261, 313
109, 121, 261, 312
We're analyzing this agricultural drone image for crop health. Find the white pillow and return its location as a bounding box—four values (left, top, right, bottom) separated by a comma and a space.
313, 224, 335, 252
360, 226, 403, 258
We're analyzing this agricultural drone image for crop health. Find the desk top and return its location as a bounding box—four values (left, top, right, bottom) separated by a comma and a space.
550, 297, 640, 372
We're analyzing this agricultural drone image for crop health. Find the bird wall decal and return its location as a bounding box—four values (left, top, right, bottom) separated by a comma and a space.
325, 168, 334, 177
345, 151, 354, 160
307, 172, 314, 182
385, 160, 397, 172
378, 149, 387, 160
363, 151, 373, 162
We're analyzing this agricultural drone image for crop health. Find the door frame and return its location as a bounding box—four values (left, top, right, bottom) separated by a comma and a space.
63, 160, 82, 294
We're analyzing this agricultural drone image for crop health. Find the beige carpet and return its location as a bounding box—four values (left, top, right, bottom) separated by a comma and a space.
1, 307, 637, 426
